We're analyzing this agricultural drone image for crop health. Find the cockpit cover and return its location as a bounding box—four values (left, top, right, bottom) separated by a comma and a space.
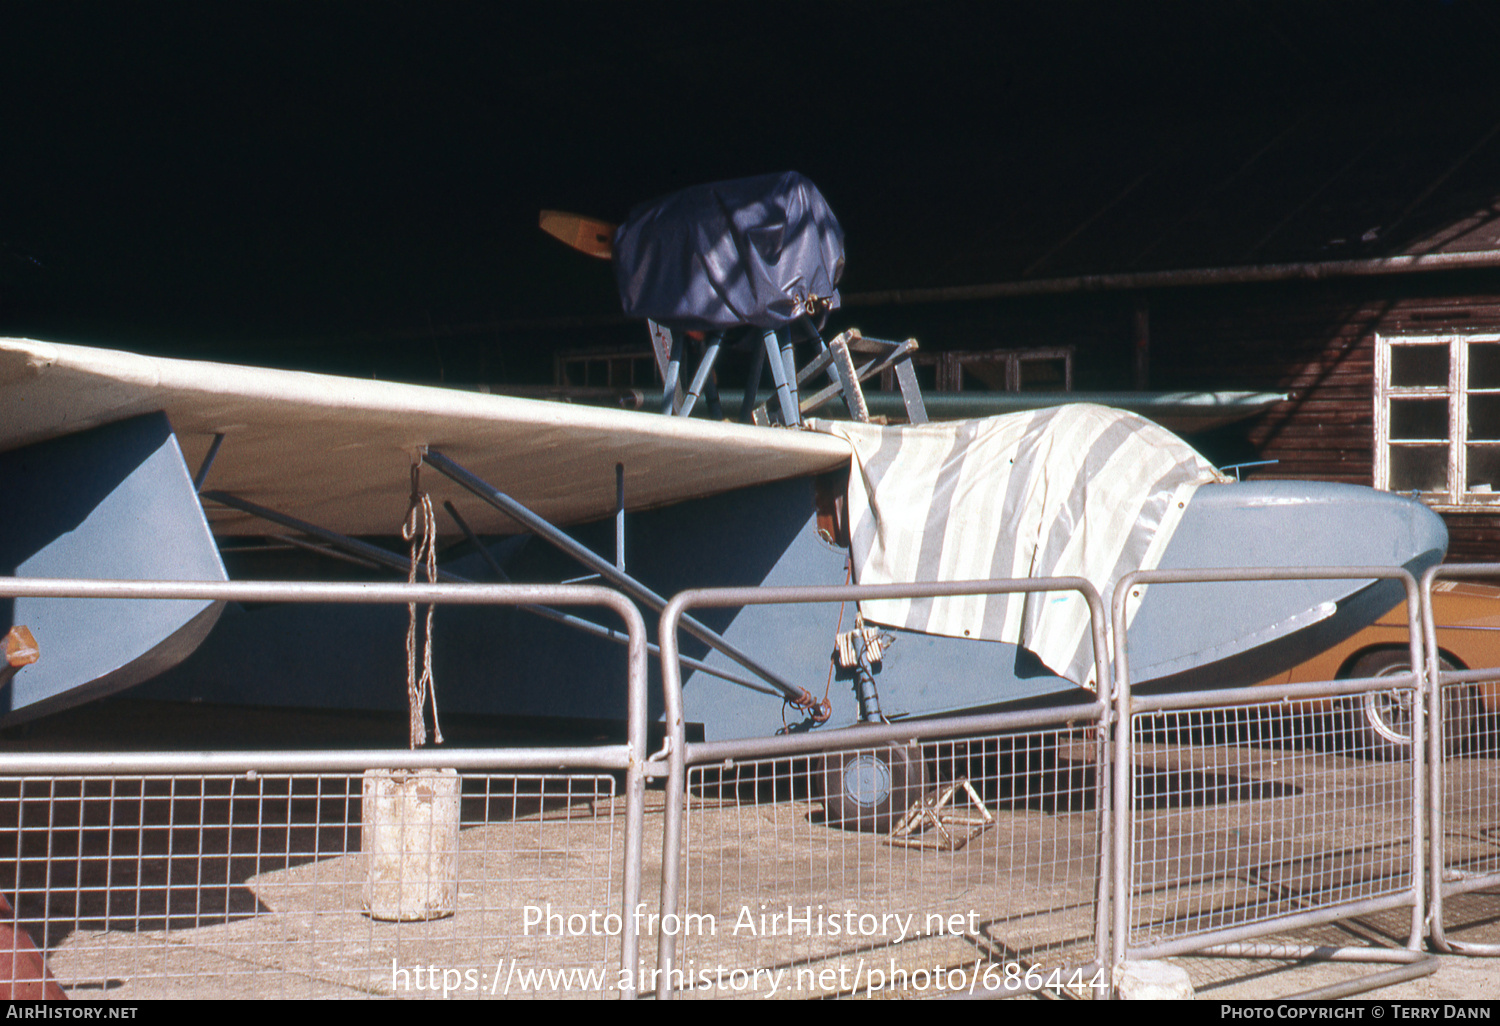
613, 171, 844, 332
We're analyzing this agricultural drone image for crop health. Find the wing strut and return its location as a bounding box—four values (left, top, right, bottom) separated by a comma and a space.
201, 489, 776, 696
422, 449, 826, 713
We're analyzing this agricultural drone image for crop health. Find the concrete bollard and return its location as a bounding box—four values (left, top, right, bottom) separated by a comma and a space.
361, 768, 461, 921
1112, 960, 1195, 999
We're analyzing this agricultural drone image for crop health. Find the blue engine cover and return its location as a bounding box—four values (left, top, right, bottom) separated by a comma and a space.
613, 171, 845, 332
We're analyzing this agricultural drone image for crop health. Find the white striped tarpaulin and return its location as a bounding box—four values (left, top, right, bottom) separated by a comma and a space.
809, 405, 1226, 686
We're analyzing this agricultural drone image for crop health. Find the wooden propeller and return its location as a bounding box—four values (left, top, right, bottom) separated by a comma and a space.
539, 210, 616, 260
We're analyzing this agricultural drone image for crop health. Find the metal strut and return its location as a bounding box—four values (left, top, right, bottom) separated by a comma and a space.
201, 489, 777, 696
421, 449, 816, 707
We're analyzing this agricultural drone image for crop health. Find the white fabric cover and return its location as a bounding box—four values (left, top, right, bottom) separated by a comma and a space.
810, 405, 1226, 686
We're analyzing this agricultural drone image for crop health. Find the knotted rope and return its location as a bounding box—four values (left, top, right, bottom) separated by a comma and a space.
404, 459, 443, 748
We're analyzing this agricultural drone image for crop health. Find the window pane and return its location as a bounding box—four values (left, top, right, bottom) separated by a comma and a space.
1470, 343, 1500, 390
1470, 394, 1500, 440
959, 359, 1008, 392
1018, 357, 1068, 391
1390, 344, 1449, 388
1390, 445, 1448, 493
1467, 446, 1500, 495
1390, 398, 1448, 440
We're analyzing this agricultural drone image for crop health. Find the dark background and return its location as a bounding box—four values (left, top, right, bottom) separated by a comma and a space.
5, 1, 1500, 383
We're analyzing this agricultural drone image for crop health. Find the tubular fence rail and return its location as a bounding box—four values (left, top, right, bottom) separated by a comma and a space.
0, 568, 1498, 999
1424, 565, 1500, 959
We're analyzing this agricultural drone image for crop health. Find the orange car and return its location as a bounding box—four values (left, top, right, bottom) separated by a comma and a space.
1263, 579, 1500, 757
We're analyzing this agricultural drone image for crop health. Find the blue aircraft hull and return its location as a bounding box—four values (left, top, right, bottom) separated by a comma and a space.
0, 414, 226, 724
2, 416, 1447, 740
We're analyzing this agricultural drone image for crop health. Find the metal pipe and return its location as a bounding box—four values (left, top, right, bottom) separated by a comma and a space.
0, 747, 632, 775
447, 499, 773, 696
659, 329, 683, 415
1197, 942, 1433, 964
761, 329, 797, 426
443, 501, 513, 582
617, 579, 649, 1000
273, 533, 385, 572
657, 593, 691, 1001
1125, 892, 1423, 964
621, 388, 1285, 424
778, 327, 799, 421
843, 248, 1500, 309
853, 665, 882, 723
678, 336, 722, 419
1111, 573, 1134, 981
1129, 673, 1425, 714
203, 491, 469, 584
683, 700, 1106, 766
614, 463, 625, 573
1197, 944, 1438, 1001
423, 449, 808, 703
192, 432, 226, 491
346, 248, 1500, 346
1284, 959, 1439, 1002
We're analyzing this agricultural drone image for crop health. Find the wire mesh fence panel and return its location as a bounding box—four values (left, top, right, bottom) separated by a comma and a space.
1438, 680, 1500, 938
1127, 698, 1418, 953
0, 773, 621, 999
674, 727, 1107, 999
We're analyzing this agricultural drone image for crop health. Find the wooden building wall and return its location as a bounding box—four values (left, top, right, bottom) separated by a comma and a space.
1144, 272, 1500, 562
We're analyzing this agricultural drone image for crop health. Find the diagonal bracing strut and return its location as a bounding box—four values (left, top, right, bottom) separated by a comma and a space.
421, 449, 819, 708
201, 489, 776, 696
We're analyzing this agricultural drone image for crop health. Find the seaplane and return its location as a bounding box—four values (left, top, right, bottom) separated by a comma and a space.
0, 173, 1446, 826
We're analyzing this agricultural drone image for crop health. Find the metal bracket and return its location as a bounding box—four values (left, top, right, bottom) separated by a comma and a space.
757, 329, 929, 425
886, 778, 996, 851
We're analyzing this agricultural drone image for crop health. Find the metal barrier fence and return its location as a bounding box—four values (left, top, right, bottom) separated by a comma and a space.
0, 578, 648, 999
10, 565, 1500, 998
1424, 564, 1500, 959
655, 578, 1113, 1000
1110, 567, 1437, 998
0, 769, 620, 999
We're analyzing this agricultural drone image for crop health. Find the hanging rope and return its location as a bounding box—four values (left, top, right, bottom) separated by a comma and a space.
404, 458, 443, 748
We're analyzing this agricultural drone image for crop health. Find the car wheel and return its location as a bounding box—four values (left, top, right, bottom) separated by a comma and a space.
1343, 649, 1471, 760
819, 745, 925, 832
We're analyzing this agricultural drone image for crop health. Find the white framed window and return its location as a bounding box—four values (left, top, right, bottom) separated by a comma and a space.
1374, 331, 1500, 509
554, 348, 656, 388
883, 346, 1074, 393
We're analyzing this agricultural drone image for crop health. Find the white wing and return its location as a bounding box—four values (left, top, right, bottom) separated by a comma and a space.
0, 338, 851, 536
